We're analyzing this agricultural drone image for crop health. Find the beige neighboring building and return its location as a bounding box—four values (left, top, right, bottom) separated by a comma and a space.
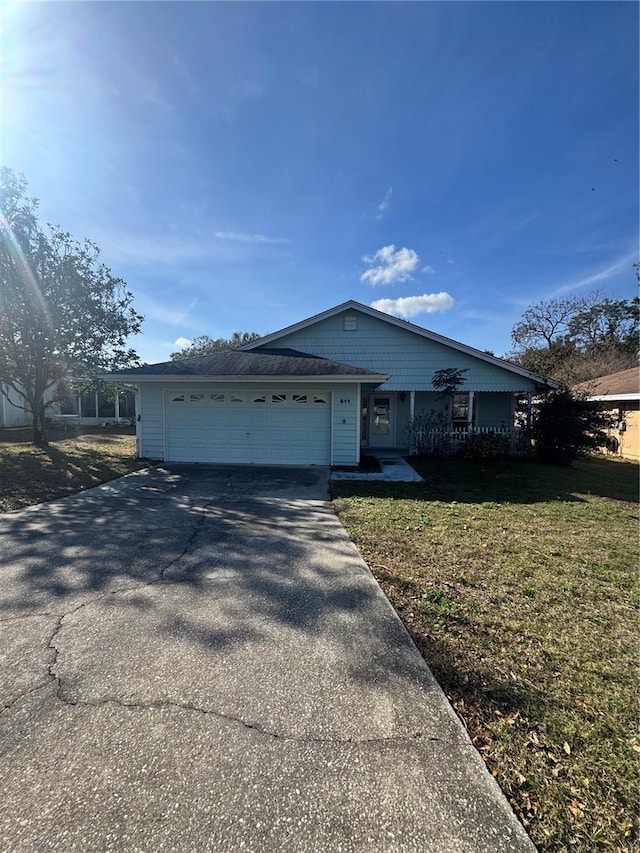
577, 367, 640, 462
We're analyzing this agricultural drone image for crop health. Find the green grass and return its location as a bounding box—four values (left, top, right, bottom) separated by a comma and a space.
333, 456, 639, 852
0, 427, 149, 512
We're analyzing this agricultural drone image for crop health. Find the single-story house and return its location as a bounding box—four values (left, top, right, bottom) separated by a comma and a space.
0, 382, 136, 430
103, 300, 553, 466
576, 366, 639, 461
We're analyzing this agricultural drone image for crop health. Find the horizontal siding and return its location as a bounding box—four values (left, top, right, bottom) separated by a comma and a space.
139, 384, 165, 459
332, 384, 358, 465
476, 392, 513, 429
259, 312, 538, 393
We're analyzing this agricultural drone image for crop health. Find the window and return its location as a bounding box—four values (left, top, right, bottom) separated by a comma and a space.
251, 394, 266, 403
272, 393, 287, 404
81, 393, 97, 417
57, 383, 79, 415
118, 391, 135, 418
170, 394, 185, 403
292, 394, 307, 404
343, 314, 357, 331
210, 393, 225, 403
313, 395, 328, 404
230, 394, 244, 403
189, 393, 205, 403
97, 393, 115, 418
452, 393, 473, 427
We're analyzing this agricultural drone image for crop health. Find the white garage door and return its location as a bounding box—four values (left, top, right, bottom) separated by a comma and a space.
165, 389, 332, 465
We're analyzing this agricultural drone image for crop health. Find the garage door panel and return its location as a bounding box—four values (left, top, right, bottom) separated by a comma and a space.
165, 390, 331, 465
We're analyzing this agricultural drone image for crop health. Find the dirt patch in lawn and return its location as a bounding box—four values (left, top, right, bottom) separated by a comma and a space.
333, 456, 639, 853
0, 427, 151, 512
332, 454, 382, 473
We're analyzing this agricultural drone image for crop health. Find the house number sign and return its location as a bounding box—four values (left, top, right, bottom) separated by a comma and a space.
339, 398, 351, 405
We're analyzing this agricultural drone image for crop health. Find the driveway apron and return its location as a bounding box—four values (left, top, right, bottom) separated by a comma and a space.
0, 465, 535, 852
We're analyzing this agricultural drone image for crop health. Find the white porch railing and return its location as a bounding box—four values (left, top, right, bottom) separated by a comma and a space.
411, 425, 529, 455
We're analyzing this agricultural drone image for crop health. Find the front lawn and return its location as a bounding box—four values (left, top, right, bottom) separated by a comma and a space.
333, 456, 639, 853
0, 427, 149, 512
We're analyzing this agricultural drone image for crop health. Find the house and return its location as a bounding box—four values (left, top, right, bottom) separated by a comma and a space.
576, 366, 639, 461
0, 381, 135, 430
103, 300, 553, 466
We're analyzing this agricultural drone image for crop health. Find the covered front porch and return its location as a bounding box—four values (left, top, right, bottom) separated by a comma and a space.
360, 389, 530, 453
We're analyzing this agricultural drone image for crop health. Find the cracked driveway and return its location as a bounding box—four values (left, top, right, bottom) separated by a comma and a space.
0, 465, 534, 852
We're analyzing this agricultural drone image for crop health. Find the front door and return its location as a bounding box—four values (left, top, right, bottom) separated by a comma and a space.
368, 394, 394, 448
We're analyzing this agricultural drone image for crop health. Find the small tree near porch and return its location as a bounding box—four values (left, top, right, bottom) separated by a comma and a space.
0, 169, 143, 445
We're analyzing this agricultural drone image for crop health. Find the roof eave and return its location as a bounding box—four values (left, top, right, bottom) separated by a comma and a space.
100, 373, 389, 384
587, 393, 640, 402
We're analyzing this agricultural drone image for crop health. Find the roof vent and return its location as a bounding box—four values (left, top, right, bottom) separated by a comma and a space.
343, 314, 357, 331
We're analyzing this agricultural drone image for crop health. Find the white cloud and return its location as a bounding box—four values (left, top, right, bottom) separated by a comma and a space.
371, 293, 455, 319
361, 245, 419, 286
173, 337, 191, 349
376, 187, 392, 220
422, 265, 435, 274
214, 231, 290, 245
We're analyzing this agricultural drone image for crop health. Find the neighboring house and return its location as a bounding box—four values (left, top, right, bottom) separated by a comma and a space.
53, 385, 136, 426
576, 367, 639, 462
0, 381, 135, 429
103, 300, 554, 466
0, 382, 33, 428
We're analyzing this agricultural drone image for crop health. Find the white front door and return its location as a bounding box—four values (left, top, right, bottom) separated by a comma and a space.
367, 394, 395, 448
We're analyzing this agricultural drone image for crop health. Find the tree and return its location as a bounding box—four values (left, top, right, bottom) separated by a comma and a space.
509, 288, 639, 385
431, 367, 468, 398
0, 168, 143, 445
170, 331, 262, 360
531, 389, 607, 465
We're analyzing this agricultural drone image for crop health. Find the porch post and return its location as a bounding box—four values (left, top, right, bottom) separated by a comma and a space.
467, 390, 474, 431
409, 391, 415, 453
115, 392, 120, 422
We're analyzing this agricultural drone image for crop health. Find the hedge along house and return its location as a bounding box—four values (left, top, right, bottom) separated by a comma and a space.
103, 301, 553, 467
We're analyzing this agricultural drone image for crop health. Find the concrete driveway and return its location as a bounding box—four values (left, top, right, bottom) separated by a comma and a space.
0, 465, 534, 852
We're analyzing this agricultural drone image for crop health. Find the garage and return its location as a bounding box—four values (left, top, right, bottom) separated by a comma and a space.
165, 388, 332, 465
103, 347, 387, 467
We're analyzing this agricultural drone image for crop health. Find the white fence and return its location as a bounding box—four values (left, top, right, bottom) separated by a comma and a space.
411, 425, 529, 456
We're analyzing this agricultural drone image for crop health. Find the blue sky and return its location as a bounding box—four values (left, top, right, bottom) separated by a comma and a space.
2, 1, 638, 363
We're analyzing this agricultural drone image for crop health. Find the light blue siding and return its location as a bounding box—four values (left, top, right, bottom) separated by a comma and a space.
258, 310, 538, 392
476, 392, 513, 429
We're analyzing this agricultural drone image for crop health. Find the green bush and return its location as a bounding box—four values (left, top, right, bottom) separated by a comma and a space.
532, 389, 607, 465
462, 431, 511, 460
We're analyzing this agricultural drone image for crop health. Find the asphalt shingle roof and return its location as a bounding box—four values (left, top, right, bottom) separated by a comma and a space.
109, 348, 383, 378
575, 366, 639, 398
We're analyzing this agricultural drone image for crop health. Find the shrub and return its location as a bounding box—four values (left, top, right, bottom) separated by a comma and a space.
532, 389, 607, 464
462, 431, 511, 460
407, 410, 451, 456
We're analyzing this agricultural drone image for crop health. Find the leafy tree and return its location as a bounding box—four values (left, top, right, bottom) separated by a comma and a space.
509, 288, 639, 384
0, 168, 142, 445
431, 367, 468, 397
170, 331, 262, 360
531, 389, 607, 464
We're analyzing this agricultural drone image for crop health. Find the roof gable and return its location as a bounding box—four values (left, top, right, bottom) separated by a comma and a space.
241, 300, 554, 387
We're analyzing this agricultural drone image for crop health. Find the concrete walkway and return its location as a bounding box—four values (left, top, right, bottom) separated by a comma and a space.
331, 450, 423, 482
0, 465, 534, 852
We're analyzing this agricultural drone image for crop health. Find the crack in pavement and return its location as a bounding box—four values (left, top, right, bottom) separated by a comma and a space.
48, 692, 463, 748
2, 473, 443, 750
